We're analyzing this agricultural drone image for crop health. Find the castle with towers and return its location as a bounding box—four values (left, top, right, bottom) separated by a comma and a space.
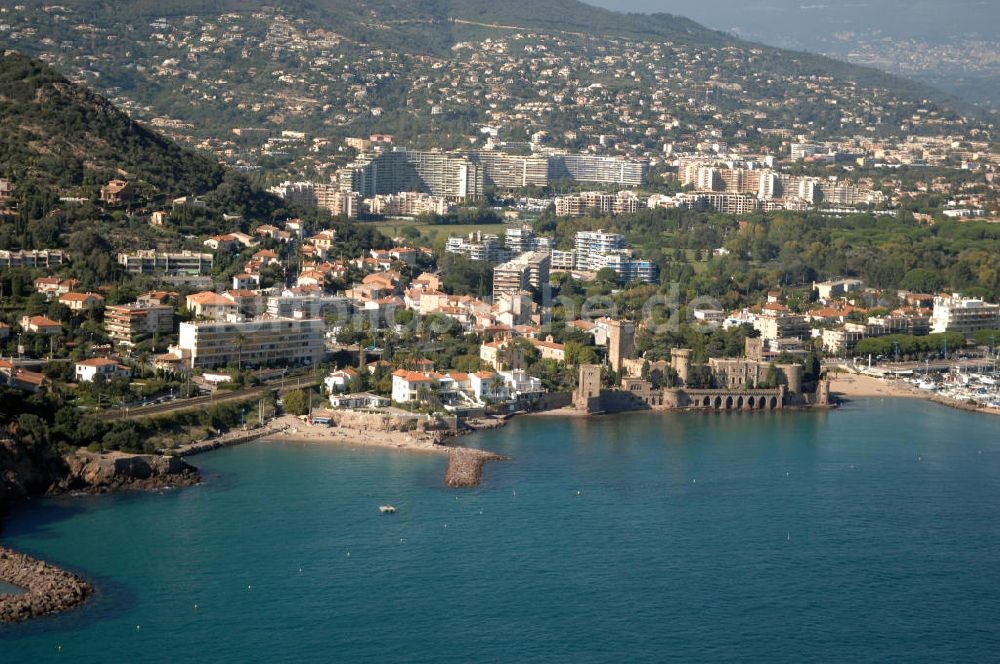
573, 322, 832, 413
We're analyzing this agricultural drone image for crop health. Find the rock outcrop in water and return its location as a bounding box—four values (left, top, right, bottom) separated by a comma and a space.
0, 546, 94, 622
54, 451, 199, 494
1, 438, 200, 519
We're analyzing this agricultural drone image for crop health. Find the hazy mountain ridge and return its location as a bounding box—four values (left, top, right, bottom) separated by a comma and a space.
5, 0, 947, 99
0, 0, 979, 178
584, 0, 1000, 110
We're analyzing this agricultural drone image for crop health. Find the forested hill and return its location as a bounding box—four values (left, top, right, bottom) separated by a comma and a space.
0, 51, 224, 197
0, 51, 295, 226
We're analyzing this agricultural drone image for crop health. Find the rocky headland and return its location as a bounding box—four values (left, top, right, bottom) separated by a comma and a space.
54, 450, 199, 494
1, 438, 199, 622
1, 438, 200, 518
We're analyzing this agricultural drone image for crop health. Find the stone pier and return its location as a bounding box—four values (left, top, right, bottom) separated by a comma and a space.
0, 547, 94, 622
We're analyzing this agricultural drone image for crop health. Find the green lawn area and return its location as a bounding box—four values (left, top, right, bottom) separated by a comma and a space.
363, 220, 509, 242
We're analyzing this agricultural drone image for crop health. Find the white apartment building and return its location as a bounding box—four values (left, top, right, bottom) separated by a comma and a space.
493, 251, 551, 299
574, 230, 626, 271
446, 232, 509, 263
550, 249, 576, 270
505, 226, 551, 254
931, 295, 1000, 334
554, 191, 641, 217
753, 308, 811, 341
118, 250, 214, 275
813, 279, 865, 300
363, 192, 452, 217
173, 317, 326, 369
0, 250, 66, 269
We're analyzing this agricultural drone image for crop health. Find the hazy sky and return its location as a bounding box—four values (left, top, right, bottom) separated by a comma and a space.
584, 0, 999, 43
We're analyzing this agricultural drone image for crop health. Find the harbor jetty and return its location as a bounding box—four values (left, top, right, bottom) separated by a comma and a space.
0, 547, 94, 622
444, 448, 510, 488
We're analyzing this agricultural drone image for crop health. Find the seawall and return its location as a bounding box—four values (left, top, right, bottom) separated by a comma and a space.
173, 423, 290, 457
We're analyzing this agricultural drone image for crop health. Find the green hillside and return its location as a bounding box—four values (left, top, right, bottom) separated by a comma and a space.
0, 51, 225, 196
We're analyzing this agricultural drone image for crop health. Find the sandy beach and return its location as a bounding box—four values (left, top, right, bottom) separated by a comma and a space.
266, 415, 510, 486
828, 372, 923, 399
268, 415, 451, 455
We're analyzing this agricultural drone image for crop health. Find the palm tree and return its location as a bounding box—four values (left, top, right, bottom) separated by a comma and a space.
235, 333, 248, 371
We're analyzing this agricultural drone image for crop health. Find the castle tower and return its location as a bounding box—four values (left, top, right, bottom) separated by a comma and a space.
745, 337, 764, 362
605, 319, 636, 372
776, 364, 803, 395
816, 379, 831, 406
670, 348, 692, 386
574, 364, 602, 410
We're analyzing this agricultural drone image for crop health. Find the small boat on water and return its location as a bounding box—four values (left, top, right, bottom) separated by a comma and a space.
379, 505, 396, 514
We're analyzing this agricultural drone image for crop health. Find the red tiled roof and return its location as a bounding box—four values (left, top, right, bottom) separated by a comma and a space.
77, 357, 120, 367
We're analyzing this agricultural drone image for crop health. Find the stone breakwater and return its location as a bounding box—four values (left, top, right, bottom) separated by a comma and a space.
444, 448, 511, 488
0, 547, 94, 622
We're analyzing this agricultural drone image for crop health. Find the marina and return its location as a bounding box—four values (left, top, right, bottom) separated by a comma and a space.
841, 356, 1000, 412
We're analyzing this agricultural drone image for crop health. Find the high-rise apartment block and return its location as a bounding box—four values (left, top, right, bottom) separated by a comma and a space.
173, 318, 326, 369
268, 181, 360, 219
492, 252, 551, 300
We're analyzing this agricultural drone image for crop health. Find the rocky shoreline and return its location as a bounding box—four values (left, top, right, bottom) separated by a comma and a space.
0, 546, 94, 623
0, 441, 201, 623
54, 450, 200, 494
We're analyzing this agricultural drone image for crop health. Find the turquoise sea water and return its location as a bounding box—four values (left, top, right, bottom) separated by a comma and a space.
2, 398, 1000, 662
0, 581, 23, 595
